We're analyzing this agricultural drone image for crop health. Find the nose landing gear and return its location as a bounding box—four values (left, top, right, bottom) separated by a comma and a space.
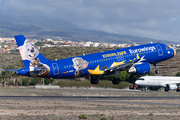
154, 63, 160, 74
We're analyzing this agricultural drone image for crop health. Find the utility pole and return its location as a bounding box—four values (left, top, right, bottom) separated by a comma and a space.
43, 78, 44, 85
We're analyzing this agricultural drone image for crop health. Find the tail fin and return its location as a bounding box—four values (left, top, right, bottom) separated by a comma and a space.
15, 35, 50, 68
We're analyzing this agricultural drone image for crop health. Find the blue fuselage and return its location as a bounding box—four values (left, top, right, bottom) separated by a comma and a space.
35, 43, 175, 79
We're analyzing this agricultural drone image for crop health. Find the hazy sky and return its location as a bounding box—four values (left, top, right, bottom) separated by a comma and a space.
0, 0, 180, 42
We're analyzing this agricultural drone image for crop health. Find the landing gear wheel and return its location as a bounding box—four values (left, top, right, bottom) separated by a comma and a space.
176, 88, 180, 92
155, 70, 160, 74
112, 78, 120, 84
164, 88, 169, 92
90, 78, 99, 84
145, 87, 148, 91
154, 63, 160, 74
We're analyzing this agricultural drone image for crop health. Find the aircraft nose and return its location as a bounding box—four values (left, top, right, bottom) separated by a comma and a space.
135, 80, 139, 85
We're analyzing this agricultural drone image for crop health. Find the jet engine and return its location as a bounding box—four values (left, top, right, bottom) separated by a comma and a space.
166, 84, 178, 91
127, 62, 151, 75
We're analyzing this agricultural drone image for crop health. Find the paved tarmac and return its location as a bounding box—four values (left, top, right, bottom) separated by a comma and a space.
0, 96, 180, 106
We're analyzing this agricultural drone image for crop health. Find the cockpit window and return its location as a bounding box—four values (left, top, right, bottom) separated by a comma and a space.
138, 78, 144, 80
166, 46, 170, 50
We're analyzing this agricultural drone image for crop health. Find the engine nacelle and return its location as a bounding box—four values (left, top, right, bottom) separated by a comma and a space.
127, 62, 151, 75
166, 84, 178, 90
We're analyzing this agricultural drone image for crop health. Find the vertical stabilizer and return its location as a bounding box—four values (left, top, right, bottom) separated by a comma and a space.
15, 35, 50, 68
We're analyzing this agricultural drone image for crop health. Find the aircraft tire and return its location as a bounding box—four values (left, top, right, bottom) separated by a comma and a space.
165, 88, 169, 92
176, 89, 180, 92
155, 70, 160, 74
112, 78, 120, 84
90, 78, 99, 84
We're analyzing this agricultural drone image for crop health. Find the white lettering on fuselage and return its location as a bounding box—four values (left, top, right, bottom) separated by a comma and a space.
129, 46, 156, 54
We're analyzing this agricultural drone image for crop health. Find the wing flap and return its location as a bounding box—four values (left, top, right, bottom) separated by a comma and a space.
104, 58, 141, 73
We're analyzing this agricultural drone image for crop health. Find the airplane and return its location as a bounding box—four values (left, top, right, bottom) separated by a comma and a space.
135, 76, 180, 92
6, 35, 176, 85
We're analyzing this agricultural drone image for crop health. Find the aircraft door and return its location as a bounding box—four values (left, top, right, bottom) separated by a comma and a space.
52, 63, 59, 75
156, 45, 163, 56
117, 54, 124, 62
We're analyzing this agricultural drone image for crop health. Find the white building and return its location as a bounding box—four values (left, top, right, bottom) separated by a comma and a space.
93, 43, 99, 47
84, 41, 92, 47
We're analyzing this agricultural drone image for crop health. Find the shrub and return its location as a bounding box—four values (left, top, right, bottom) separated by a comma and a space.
100, 114, 105, 116
8, 80, 14, 85
149, 113, 154, 116
176, 72, 180, 76
100, 116, 109, 120
44, 78, 53, 85
31, 77, 39, 85
93, 114, 99, 117
79, 113, 88, 119
22, 78, 30, 86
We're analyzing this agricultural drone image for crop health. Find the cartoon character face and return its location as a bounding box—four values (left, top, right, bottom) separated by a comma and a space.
18, 40, 39, 61
72, 57, 88, 77
73, 57, 88, 70
30, 58, 50, 77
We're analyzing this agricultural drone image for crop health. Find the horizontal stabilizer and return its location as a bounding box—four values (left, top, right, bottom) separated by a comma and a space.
5, 68, 42, 77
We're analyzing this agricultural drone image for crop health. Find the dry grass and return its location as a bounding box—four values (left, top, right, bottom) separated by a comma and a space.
0, 87, 178, 119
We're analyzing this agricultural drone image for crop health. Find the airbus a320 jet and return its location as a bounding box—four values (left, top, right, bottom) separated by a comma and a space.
6, 35, 176, 84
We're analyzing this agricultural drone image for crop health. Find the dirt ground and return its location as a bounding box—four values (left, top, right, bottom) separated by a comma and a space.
0, 87, 179, 120
0, 99, 180, 120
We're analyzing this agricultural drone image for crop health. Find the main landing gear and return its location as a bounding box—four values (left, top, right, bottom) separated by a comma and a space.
112, 70, 120, 84
89, 76, 99, 84
89, 70, 121, 85
154, 63, 160, 74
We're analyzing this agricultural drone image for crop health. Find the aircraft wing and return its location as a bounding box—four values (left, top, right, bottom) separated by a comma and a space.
104, 58, 141, 72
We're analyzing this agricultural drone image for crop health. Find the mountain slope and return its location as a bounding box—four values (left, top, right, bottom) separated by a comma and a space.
0, 20, 179, 44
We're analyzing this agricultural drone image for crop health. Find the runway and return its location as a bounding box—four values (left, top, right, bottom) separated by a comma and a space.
0, 96, 180, 106
1, 96, 180, 100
